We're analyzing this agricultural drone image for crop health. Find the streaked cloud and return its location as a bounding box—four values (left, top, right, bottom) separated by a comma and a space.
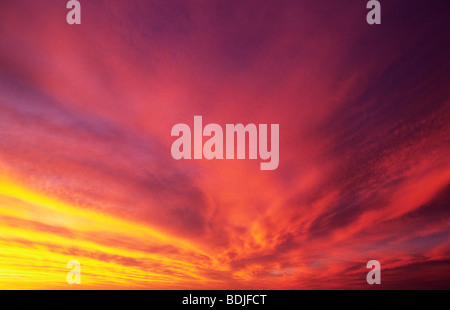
0, 0, 448, 289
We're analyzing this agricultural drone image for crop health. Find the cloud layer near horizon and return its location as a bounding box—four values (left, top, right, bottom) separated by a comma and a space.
0, 0, 449, 289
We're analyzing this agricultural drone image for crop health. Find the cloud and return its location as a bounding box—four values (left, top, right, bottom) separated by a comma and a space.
0, 0, 449, 289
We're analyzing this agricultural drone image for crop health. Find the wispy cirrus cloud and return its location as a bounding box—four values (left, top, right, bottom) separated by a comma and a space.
0, 0, 449, 289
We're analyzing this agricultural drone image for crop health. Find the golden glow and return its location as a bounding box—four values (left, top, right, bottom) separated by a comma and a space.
0, 175, 223, 289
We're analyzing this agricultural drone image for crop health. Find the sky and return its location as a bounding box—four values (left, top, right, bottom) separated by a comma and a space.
0, 0, 449, 289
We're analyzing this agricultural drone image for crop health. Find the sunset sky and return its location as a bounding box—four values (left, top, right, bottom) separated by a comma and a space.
0, 0, 449, 289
